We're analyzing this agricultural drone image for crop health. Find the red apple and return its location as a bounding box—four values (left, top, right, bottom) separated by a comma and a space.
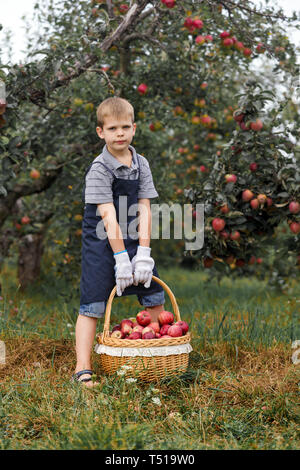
137, 83, 148, 95
163, 0, 176, 8
195, 35, 205, 45
158, 310, 174, 326
230, 231, 240, 241
148, 322, 160, 334
257, 194, 267, 204
21, 216, 30, 225
235, 41, 244, 51
121, 319, 133, 327
289, 201, 300, 214
136, 310, 152, 326
225, 174, 237, 183
256, 42, 265, 53
249, 162, 258, 172
220, 31, 231, 39
239, 121, 250, 131
183, 17, 194, 29
112, 324, 121, 332
250, 119, 263, 131
243, 47, 252, 57
119, 4, 129, 13
289, 222, 300, 234
30, 169, 40, 179
111, 330, 124, 339
220, 204, 230, 214
250, 198, 259, 209
200, 165, 207, 173
142, 330, 156, 340
175, 321, 189, 334
212, 218, 226, 232
160, 324, 171, 335
256, 258, 263, 264
220, 230, 229, 239
161, 335, 172, 338
121, 320, 133, 336
132, 324, 144, 334
127, 331, 142, 340
222, 37, 234, 47
233, 110, 245, 122
242, 190, 254, 202
156, 333, 161, 338
168, 324, 183, 337
142, 326, 155, 336
266, 197, 273, 207
193, 19, 203, 29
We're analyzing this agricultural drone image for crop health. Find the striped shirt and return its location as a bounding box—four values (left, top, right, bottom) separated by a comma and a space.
84, 144, 159, 204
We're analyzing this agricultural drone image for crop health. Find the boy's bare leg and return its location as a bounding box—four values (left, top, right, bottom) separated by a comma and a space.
74, 315, 99, 387
145, 304, 164, 323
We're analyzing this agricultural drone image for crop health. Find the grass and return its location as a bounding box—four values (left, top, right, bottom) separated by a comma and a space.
0, 260, 299, 450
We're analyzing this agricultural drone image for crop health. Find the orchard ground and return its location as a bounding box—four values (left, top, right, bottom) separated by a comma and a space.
0, 259, 299, 450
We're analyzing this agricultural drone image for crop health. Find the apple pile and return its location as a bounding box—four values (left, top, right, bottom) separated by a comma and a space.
110, 310, 189, 340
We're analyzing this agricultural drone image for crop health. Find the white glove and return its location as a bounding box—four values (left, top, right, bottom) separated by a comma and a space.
114, 250, 134, 296
131, 246, 154, 288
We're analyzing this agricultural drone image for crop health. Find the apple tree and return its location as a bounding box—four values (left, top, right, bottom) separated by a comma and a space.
0, 0, 299, 291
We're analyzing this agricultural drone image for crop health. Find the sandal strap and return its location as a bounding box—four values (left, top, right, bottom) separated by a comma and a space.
74, 369, 93, 379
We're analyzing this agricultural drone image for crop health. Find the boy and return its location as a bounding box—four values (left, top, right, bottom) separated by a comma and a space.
73, 97, 165, 387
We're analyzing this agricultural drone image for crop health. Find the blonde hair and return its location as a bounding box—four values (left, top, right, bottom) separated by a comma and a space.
96, 97, 135, 127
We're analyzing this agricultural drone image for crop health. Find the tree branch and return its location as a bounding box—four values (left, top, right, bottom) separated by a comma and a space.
219, 0, 289, 21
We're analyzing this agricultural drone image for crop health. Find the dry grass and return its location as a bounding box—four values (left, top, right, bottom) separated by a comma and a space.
0, 264, 299, 449
1, 336, 298, 399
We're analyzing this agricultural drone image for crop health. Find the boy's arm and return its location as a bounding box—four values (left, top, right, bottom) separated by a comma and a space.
132, 198, 154, 287
137, 198, 151, 248
97, 203, 126, 254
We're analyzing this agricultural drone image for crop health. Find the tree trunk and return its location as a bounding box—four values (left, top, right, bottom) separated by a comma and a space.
17, 233, 44, 290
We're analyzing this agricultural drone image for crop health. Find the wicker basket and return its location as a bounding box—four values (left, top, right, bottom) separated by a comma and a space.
95, 276, 192, 382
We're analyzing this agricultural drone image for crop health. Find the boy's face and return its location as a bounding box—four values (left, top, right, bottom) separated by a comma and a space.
96, 115, 136, 154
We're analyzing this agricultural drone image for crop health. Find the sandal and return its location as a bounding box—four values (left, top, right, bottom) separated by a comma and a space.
71, 369, 94, 384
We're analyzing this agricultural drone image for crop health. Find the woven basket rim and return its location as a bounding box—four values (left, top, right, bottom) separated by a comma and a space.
97, 331, 191, 348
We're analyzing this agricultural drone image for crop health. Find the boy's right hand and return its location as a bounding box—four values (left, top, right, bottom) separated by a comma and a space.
114, 250, 134, 296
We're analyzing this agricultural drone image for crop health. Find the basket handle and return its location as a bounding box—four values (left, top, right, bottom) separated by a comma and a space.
102, 275, 181, 336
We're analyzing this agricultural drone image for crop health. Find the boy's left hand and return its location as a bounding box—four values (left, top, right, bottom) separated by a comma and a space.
131, 246, 154, 288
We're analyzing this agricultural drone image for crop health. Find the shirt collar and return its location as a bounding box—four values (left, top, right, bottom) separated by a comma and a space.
102, 144, 138, 170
